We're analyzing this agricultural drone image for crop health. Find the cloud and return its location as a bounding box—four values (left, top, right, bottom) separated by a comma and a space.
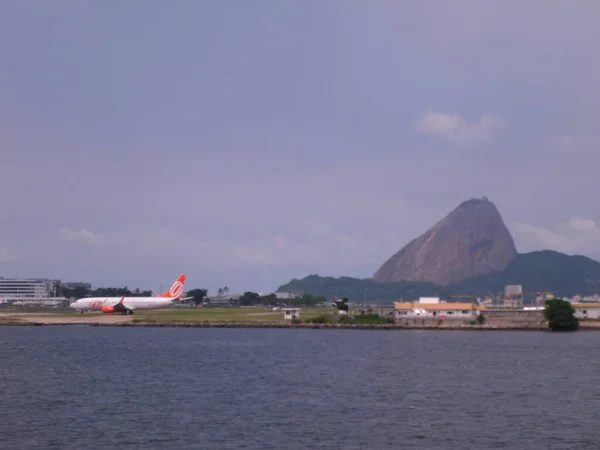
513, 217, 600, 258
416, 110, 506, 146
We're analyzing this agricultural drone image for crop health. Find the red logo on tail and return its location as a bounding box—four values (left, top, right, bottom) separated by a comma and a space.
160, 274, 186, 298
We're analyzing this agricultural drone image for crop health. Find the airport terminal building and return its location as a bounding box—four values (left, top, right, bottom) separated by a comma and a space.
0, 278, 74, 306
0, 278, 59, 299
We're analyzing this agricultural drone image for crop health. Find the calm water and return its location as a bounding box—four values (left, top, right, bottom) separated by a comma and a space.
1, 327, 599, 449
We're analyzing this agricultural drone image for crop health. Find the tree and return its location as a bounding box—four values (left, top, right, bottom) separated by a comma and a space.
223, 286, 229, 297
260, 293, 278, 306
187, 289, 208, 306
72, 286, 89, 299
334, 297, 349, 312
239, 291, 261, 306
217, 288, 224, 297
544, 298, 579, 331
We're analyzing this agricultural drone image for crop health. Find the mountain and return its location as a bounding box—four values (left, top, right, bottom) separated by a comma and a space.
372, 197, 518, 285
276, 197, 600, 301
277, 251, 600, 302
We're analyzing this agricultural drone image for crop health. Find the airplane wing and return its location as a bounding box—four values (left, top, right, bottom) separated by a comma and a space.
114, 297, 135, 313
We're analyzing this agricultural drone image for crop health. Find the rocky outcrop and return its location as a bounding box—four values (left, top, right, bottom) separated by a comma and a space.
373, 197, 518, 285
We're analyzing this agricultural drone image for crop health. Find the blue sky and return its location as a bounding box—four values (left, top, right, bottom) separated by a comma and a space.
1, 1, 599, 294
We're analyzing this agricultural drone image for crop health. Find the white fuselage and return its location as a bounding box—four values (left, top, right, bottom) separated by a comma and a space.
70, 296, 176, 312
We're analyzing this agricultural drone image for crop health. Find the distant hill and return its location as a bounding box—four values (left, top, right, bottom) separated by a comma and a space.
277, 274, 450, 304
449, 250, 600, 298
373, 197, 518, 285
277, 251, 600, 303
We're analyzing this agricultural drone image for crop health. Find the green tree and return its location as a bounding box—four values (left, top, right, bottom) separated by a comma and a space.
72, 286, 89, 299
239, 291, 261, 306
334, 297, 349, 312
187, 288, 208, 306
260, 293, 278, 306
544, 298, 579, 331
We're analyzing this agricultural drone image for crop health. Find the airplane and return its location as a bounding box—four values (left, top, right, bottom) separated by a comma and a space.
69, 274, 190, 314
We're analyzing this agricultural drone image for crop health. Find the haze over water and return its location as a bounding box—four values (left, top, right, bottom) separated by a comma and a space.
1, 327, 599, 449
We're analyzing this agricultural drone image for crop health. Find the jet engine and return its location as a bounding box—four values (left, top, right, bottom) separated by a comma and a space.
101, 306, 115, 313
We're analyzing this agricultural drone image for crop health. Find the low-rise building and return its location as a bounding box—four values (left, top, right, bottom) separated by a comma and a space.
62, 282, 92, 290
394, 296, 486, 320
274, 292, 296, 299
282, 308, 300, 320
207, 294, 240, 305
571, 303, 600, 319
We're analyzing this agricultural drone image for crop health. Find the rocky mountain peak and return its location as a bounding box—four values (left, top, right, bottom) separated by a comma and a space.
372, 197, 518, 286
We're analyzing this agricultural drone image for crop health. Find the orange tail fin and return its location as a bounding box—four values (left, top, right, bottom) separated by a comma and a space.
159, 274, 186, 298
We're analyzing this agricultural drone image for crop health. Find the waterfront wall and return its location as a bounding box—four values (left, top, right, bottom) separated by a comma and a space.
485, 310, 544, 319
6, 318, 600, 330
95, 320, 548, 330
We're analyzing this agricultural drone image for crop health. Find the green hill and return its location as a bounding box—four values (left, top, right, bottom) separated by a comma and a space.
449, 250, 600, 298
277, 275, 450, 304
276, 251, 600, 303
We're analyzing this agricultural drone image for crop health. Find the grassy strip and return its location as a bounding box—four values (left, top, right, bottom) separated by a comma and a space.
14, 308, 329, 323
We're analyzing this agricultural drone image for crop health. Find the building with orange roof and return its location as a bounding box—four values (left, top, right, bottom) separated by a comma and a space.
394, 297, 486, 320
570, 303, 600, 319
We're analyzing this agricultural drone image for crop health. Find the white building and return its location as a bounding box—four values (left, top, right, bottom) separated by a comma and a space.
571, 303, 600, 319
394, 296, 486, 319
0, 278, 58, 299
282, 308, 300, 320
207, 294, 240, 305
274, 291, 302, 299
62, 282, 92, 290
505, 285, 523, 295
418, 297, 442, 304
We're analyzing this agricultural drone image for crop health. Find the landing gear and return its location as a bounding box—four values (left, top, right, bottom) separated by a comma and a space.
128, 310, 134, 315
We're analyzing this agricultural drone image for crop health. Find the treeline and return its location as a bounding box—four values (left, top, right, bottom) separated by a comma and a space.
183, 289, 328, 307
238, 292, 327, 307
58, 284, 152, 299
277, 275, 448, 304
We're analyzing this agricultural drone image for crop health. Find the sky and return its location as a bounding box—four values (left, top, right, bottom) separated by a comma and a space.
1, 1, 600, 294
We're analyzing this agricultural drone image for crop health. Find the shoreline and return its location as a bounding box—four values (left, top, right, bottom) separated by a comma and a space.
2, 310, 599, 331
3, 318, 599, 331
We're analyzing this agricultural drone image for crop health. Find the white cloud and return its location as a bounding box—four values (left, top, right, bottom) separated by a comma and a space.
416, 110, 506, 146
513, 217, 600, 258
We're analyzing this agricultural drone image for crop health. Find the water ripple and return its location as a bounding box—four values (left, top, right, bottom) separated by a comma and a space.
1, 327, 599, 449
